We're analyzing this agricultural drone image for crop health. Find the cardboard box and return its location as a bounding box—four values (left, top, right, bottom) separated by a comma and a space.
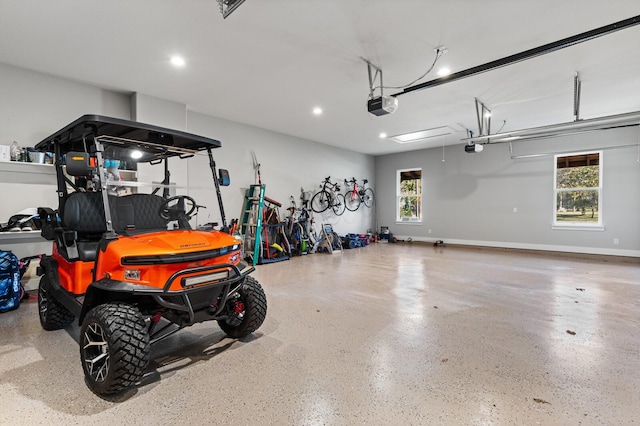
0, 145, 10, 162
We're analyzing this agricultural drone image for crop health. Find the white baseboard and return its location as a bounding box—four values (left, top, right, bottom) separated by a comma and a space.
392, 235, 640, 258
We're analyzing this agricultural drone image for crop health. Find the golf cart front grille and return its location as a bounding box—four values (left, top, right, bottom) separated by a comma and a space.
122, 245, 238, 265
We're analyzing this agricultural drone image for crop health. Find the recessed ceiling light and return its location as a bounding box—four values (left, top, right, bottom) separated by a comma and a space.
312, 107, 323, 115
170, 56, 186, 67
437, 67, 450, 77
379, 132, 387, 139
484, 112, 492, 118
131, 150, 143, 159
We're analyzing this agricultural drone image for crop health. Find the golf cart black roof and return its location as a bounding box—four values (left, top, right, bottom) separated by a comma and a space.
35, 115, 221, 161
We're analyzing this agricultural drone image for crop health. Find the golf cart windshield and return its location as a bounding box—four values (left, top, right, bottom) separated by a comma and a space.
35, 115, 229, 237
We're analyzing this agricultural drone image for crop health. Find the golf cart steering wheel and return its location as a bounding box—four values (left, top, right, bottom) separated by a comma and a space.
159, 195, 197, 221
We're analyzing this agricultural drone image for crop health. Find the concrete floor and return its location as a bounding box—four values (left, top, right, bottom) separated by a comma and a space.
1, 243, 639, 425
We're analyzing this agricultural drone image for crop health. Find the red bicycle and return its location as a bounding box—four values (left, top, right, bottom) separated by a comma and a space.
344, 177, 374, 211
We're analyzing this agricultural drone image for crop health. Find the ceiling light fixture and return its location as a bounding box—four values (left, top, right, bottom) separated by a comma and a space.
170, 56, 186, 67
437, 67, 450, 76
312, 107, 323, 115
379, 133, 387, 139
389, 126, 454, 144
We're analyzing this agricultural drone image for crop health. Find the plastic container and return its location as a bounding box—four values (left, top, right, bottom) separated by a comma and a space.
29, 150, 45, 163
10, 141, 20, 161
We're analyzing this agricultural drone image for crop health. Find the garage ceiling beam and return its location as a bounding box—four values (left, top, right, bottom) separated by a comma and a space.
392, 14, 640, 98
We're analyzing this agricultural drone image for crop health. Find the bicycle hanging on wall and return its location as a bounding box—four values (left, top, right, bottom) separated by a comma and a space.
283, 189, 318, 255
311, 177, 346, 216
344, 177, 375, 211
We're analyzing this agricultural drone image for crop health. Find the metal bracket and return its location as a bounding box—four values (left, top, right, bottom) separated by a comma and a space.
217, 0, 246, 19
93, 137, 116, 238
574, 72, 582, 121
475, 98, 492, 137
364, 59, 384, 99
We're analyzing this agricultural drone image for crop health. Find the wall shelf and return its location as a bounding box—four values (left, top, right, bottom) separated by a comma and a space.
0, 230, 45, 242
0, 161, 55, 185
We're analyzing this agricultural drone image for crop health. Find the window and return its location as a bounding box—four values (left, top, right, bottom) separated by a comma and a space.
397, 168, 422, 222
554, 151, 602, 227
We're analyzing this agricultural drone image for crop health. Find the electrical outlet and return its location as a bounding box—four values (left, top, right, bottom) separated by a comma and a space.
614, 238, 619, 245
428, 229, 432, 234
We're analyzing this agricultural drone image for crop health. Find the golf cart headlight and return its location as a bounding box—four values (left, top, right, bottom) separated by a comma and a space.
124, 269, 141, 281
182, 271, 229, 287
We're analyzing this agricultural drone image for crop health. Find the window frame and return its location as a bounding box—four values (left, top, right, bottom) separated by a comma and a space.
552, 150, 603, 230
396, 167, 422, 224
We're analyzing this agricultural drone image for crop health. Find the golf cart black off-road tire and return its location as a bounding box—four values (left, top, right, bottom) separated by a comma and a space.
218, 276, 267, 338
80, 302, 150, 396
38, 275, 74, 331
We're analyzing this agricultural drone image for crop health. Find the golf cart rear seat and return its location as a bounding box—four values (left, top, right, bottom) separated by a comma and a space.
62, 192, 168, 261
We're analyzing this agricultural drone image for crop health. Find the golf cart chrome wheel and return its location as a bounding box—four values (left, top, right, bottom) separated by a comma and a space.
82, 322, 110, 384
80, 303, 150, 395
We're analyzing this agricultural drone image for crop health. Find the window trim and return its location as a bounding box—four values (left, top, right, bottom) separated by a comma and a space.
396, 167, 422, 224
552, 150, 603, 230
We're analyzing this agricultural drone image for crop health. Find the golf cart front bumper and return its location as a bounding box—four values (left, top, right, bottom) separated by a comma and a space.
83, 261, 255, 326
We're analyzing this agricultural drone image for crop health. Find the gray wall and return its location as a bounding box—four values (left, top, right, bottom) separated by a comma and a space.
0, 63, 376, 248
0, 63, 130, 146
185, 111, 376, 235
375, 127, 640, 257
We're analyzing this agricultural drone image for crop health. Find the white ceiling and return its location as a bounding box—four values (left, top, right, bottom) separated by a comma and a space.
1, 1, 639, 155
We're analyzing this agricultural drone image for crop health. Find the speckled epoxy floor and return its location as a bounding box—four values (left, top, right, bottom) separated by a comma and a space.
1, 243, 639, 425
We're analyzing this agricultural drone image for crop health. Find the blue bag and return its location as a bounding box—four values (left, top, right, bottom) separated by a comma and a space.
0, 250, 21, 313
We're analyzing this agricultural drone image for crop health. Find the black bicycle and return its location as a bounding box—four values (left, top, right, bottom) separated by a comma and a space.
311, 177, 346, 215
344, 177, 374, 211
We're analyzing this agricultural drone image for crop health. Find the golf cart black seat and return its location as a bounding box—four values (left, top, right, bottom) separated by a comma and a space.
62, 191, 117, 261
115, 194, 168, 233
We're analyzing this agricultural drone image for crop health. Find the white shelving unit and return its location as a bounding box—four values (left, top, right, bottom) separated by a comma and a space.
0, 160, 55, 184
0, 161, 56, 254
0, 161, 140, 290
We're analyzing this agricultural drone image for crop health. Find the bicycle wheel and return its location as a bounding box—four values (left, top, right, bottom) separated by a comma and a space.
311, 190, 331, 213
345, 190, 361, 211
363, 188, 375, 208
332, 193, 346, 216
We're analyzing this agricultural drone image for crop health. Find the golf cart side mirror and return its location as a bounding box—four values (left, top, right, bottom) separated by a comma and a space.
218, 169, 230, 186
65, 151, 95, 176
